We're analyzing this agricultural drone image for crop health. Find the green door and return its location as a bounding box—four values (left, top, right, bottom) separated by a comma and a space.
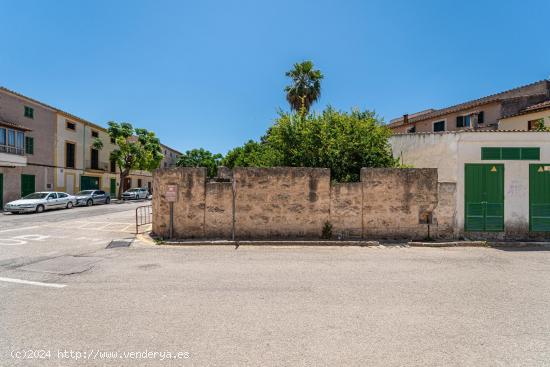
21, 174, 35, 198
529, 164, 550, 231
465, 164, 504, 232
0, 173, 3, 208
80, 175, 99, 191
110, 178, 116, 196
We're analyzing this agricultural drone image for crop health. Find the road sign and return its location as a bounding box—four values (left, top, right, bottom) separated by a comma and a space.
165, 185, 178, 202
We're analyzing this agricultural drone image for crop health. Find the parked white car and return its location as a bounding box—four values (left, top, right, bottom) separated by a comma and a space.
122, 188, 149, 200
4, 192, 75, 214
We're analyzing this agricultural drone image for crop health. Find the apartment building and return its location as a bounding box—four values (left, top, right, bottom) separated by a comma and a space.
388, 80, 550, 133
0, 88, 57, 207
0, 87, 180, 207
160, 144, 182, 169
388, 80, 550, 238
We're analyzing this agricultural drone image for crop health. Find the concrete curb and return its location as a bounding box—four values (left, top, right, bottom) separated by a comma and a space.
408, 241, 488, 247
138, 233, 550, 248
158, 240, 382, 247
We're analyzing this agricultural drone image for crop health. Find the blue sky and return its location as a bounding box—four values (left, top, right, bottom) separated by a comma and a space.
1, 0, 549, 154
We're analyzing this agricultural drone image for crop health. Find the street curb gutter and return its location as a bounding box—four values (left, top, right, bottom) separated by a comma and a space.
138, 233, 550, 248
157, 240, 382, 247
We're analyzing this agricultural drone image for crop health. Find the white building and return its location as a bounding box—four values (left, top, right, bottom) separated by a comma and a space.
390, 131, 550, 239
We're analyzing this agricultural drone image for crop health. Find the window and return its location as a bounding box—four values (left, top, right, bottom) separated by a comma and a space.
0, 128, 5, 146
25, 136, 34, 154
91, 148, 99, 169
528, 119, 544, 131
110, 160, 116, 173
478, 111, 484, 124
66, 121, 76, 130
16, 132, 24, 152
164, 162, 168, 168
456, 115, 471, 128
407, 125, 416, 133
138, 179, 142, 187
91, 131, 99, 138
481, 147, 540, 160
433, 120, 445, 132
66, 142, 76, 168
58, 193, 68, 198
24, 106, 34, 119
110, 137, 116, 144
8, 129, 15, 146
47, 193, 57, 200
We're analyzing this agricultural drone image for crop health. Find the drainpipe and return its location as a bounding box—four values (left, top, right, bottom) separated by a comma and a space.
82, 124, 86, 175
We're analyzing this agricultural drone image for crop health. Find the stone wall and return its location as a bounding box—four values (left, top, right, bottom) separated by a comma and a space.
205, 182, 233, 238
234, 168, 331, 239
152, 167, 206, 238
153, 167, 448, 240
362, 168, 438, 239
330, 183, 363, 239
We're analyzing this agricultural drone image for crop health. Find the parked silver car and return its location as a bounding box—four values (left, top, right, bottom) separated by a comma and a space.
74, 190, 111, 206
122, 188, 149, 200
4, 192, 75, 213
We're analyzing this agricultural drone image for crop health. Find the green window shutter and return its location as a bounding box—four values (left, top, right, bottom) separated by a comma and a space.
481, 147, 540, 160
501, 147, 521, 160
481, 147, 501, 160
25, 136, 34, 154
521, 147, 540, 160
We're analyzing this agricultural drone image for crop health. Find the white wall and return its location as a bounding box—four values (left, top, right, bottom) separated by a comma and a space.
390, 131, 550, 236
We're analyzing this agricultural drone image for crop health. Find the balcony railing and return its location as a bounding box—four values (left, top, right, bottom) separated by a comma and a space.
0, 144, 24, 155
85, 160, 109, 171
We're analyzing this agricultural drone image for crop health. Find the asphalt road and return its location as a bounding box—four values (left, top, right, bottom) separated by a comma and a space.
1, 204, 550, 366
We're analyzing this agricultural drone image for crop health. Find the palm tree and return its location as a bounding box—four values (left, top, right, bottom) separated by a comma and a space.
284, 61, 324, 113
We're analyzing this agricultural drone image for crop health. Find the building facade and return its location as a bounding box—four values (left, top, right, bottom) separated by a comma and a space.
388, 80, 550, 133
390, 131, 550, 239
0, 87, 180, 207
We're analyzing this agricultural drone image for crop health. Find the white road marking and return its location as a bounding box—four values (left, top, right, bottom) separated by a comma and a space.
0, 238, 27, 246
0, 277, 66, 288
0, 226, 40, 233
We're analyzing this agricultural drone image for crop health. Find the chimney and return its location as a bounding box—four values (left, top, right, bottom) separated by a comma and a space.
403, 114, 409, 125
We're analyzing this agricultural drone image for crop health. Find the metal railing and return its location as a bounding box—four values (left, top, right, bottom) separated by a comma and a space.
135, 204, 153, 234
0, 144, 24, 155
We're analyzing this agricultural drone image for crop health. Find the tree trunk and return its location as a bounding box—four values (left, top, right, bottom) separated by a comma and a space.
118, 169, 130, 199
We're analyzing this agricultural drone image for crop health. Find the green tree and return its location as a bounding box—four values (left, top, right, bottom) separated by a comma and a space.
221, 140, 280, 168
222, 107, 397, 182
284, 61, 324, 113
106, 121, 163, 198
532, 118, 549, 131
176, 148, 222, 178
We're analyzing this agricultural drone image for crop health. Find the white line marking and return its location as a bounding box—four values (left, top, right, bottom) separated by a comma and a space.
0, 277, 66, 288
0, 226, 40, 233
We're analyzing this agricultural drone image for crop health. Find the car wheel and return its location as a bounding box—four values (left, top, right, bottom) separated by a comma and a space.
66, 202, 73, 209
105, 197, 110, 204
35, 205, 45, 213
86, 199, 93, 206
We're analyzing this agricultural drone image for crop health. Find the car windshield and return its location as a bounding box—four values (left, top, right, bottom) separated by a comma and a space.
128, 189, 140, 192
23, 193, 49, 199
76, 190, 95, 195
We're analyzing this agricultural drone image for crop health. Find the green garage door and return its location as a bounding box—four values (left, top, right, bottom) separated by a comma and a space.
529, 164, 550, 231
465, 164, 504, 232
80, 175, 100, 191
21, 174, 35, 198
